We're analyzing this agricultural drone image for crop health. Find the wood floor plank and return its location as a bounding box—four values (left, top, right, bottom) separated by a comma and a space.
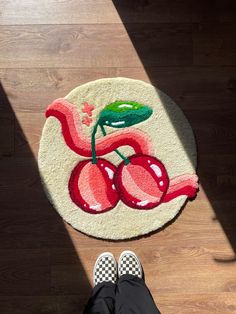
1, 0, 235, 25
156, 293, 236, 314
116, 66, 236, 111
0, 0, 200, 25
0, 24, 193, 68
0, 0, 121, 25
51, 243, 235, 295
0, 24, 140, 68
1, 66, 236, 113
0, 68, 116, 112
193, 22, 236, 65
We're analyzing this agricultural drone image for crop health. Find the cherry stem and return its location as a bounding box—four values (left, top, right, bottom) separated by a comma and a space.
91, 121, 99, 164
91, 121, 130, 165
99, 124, 130, 165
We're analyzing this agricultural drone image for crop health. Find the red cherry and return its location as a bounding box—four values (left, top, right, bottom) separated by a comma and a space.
69, 158, 119, 214
114, 154, 169, 209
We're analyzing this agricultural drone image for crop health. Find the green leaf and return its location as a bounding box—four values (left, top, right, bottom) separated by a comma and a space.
98, 101, 153, 128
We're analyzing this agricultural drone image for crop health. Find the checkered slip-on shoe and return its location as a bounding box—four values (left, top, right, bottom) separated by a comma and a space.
93, 252, 117, 286
118, 250, 143, 278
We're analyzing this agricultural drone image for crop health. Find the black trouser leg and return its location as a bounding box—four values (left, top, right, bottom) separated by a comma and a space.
115, 275, 161, 314
84, 281, 116, 314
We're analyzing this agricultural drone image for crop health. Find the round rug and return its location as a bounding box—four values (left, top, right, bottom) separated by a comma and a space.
38, 77, 198, 240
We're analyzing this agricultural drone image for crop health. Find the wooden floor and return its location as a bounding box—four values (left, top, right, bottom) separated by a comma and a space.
0, 1, 236, 313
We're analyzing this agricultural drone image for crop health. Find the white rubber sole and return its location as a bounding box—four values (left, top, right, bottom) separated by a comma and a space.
93, 252, 117, 286
118, 250, 143, 278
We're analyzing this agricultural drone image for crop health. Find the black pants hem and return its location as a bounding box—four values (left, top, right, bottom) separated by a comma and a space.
84, 275, 161, 314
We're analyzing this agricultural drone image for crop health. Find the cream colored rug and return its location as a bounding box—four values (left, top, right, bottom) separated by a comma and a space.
38, 78, 198, 240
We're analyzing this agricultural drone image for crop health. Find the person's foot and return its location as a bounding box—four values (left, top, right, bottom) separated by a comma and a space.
93, 252, 117, 286
118, 250, 143, 278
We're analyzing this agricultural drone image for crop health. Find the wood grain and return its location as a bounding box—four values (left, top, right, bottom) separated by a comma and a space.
0, 25, 141, 68
0, 24, 194, 68
0, 68, 116, 112
1, 0, 235, 25
0, 0, 199, 25
2, 66, 236, 113
0, 0, 121, 25
156, 293, 236, 314
0, 0, 236, 313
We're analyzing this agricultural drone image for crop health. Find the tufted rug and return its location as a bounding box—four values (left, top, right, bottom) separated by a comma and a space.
38, 78, 198, 240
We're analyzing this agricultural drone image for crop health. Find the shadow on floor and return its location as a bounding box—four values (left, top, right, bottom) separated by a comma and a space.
112, 0, 236, 261
0, 82, 91, 313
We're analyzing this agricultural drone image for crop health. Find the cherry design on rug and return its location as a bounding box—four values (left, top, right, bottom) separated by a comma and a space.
46, 98, 198, 214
